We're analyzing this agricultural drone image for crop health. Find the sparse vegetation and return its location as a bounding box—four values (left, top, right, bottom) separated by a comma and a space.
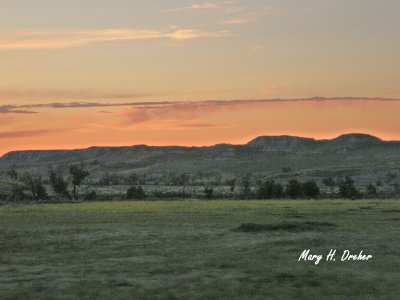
0, 200, 399, 299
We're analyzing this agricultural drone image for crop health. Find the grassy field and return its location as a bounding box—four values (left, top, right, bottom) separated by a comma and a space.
1, 200, 400, 299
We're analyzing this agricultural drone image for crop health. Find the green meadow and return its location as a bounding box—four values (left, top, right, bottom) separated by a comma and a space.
1, 200, 400, 299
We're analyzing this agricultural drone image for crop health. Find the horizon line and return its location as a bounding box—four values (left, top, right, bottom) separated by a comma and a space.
0, 132, 393, 157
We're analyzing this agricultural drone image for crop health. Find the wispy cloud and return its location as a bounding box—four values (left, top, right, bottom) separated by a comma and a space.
1, 97, 399, 115
119, 97, 400, 125
0, 101, 171, 114
0, 106, 38, 114
222, 18, 253, 25
0, 130, 54, 139
163, 2, 219, 12
163, 1, 238, 12
0, 28, 232, 49
191, 2, 219, 9
262, 86, 282, 94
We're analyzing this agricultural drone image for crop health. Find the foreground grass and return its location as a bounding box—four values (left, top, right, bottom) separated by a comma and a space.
1, 200, 400, 299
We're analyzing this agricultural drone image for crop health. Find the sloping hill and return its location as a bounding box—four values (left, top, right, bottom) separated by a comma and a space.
1, 134, 400, 183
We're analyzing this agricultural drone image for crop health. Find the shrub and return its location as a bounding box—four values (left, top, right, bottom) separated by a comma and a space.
256, 180, 284, 199
21, 174, 48, 201
8, 184, 27, 202
69, 164, 89, 200
204, 187, 214, 199
84, 191, 97, 201
286, 179, 303, 199
126, 186, 146, 200
302, 180, 320, 199
50, 170, 69, 195
339, 176, 360, 199
366, 183, 377, 198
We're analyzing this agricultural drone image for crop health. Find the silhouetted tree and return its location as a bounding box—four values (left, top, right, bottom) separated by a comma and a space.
126, 173, 139, 185
84, 191, 97, 201
256, 180, 284, 199
126, 186, 146, 200
339, 176, 360, 199
366, 183, 377, 198
282, 167, 293, 173
49, 170, 70, 199
204, 187, 214, 199
240, 174, 252, 199
69, 164, 89, 200
302, 180, 320, 199
21, 173, 48, 201
286, 179, 303, 199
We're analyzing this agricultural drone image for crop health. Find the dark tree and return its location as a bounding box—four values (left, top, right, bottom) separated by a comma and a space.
286, 179, 303, 199
366, 183, 377, 198
257, 180, 284, 199
126, 186, 146, 200
282, 167, 293, 173
21, 174, 48, 201
240, 174, 252, 199
126, 173, 140, 185
394, 183, 400, 197
84, 191, 97, 201
197, 172, 205, 185
302, 180, 320, 199
323, 177, 336, 195
7, 168, 18, 181
49, 170, 70, 198
69, 164, 89, 200
226, 179, 236, 192
9, 184, 26, 202
339, 176, 360, 199
204, 187, 214, 199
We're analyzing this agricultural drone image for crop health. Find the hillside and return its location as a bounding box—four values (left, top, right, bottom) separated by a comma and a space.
1, 134, 400, 186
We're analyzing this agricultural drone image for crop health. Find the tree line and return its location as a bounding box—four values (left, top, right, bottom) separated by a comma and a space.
0, 165, 392, 202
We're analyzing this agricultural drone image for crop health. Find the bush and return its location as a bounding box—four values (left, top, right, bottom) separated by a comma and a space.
204, 187, 214, 199
339, 176, 360, 199
8, 184, 27, 202
302, 180, 320, 199
50, 170, 68, 195
21, 174, 48, 201
366, 183, 377, 198
286, 179, 303, 199
239, 175, 253, 199
126, 186, 146, 200
84, 191, 97, 201
257, 180, 284, 199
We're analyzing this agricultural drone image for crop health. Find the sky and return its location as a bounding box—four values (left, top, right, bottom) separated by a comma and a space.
0, 0, 399, 155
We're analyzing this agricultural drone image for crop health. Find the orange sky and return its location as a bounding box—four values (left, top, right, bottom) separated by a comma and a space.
1, 1, 399, 155
1, 98, 400, 155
